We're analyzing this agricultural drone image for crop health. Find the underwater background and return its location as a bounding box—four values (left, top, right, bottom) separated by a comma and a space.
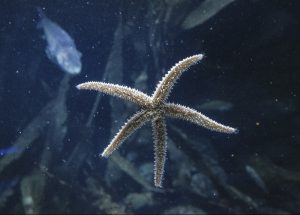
0, 0, 300, 214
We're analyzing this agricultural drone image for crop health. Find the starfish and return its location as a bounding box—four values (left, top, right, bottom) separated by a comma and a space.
76, 54, 238, 188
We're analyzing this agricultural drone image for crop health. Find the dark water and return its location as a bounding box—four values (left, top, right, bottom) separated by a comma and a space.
0, 0, 299, 214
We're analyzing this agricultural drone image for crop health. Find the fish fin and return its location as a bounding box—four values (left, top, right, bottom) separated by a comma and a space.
45, 48, 51, 59
77, 50, 82, 58
45, 47, 56, 63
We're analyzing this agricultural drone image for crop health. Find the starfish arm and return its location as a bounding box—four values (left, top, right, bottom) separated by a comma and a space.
152, 54, 204, 106
77, 82, 152, 107
164, 103, 238, 134
101, 110, 152, 157
152, 115, 167, 188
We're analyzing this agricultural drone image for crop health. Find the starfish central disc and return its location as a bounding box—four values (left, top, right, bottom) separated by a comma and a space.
77, 54, 238, 188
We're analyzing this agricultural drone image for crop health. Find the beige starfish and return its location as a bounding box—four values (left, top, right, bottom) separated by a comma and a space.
76, 54, 238, 188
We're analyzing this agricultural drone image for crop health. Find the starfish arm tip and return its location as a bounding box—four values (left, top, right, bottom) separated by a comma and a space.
233, 128, 239, 134
76, 84, 81, 89
196, 53, 204, 61
101, 151, 109, 158
76, 83, 88, 90
155, 183, 163, 188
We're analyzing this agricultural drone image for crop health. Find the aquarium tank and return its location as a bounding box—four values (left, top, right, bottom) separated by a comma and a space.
0, 0, 299, 214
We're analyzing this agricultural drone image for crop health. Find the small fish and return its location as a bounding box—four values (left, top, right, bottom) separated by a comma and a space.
245, 165, 268, 193
37, 7, 82, 75
182, 0, 235, 30
0, 146, 18, 156
198, 100, 233, 112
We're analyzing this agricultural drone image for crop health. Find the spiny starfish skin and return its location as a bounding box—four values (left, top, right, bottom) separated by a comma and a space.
77, 54, 238, 188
